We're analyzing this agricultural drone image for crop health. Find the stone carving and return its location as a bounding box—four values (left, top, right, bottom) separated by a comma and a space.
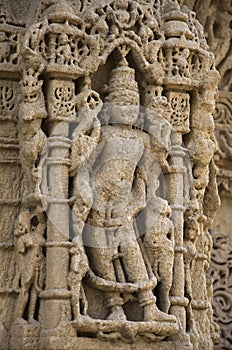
0, 85, 15, 115
70, 83, 102, 242
68, 240, 89, 319
209, 231, 232, 350
85, 62, 175, 330
0, 1, 220, 349
0, 31, 20, 65
0, 6, 23, 347
13, 209, 46, 323
0, 0, 24, 69
214, 92, 232, 163
143, 197, 174, 314
184, 2, 232, 348
184, 0, 232, 166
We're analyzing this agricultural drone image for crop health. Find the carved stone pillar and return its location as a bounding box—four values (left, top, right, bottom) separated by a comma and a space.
164, 92, 190, 335
0, 10, 25, 349
39, 78, 74, 329
0, 80, 21, 350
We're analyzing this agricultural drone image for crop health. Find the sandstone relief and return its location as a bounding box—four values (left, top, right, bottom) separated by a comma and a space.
184, 1, 232, 348
0, 1, 220, 349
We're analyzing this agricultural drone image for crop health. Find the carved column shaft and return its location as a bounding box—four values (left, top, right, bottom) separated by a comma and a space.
165, 132, 189, 332
40, 79, 74, 328
0, 80, 21, 330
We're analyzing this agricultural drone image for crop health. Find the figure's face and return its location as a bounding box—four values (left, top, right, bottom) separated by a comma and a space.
0, 33, 6, 41
18, 222, 26, 235
185, 224, 198, 241
183, 49, 190, 57
59, 34, 68, 44
115, 0, 128, 10
108, 103, 139, 126
71, 254, 81, 272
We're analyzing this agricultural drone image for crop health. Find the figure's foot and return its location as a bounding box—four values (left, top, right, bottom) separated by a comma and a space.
14, 318, 28, 325
144, 302, 176, 323
74, 314, 92, 321
28, 318, 40, 326
107, 305, 127, 321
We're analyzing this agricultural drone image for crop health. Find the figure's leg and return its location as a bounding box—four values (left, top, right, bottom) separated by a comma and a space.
84, 226, 126, 321
71, 285, 81, 319
15, 282, 30, 320
28, 285, 38, 322
119, 227, 149, 283
80, 285, 88, 316
87, 245, 126, 321
156, 254, 173, 313
119, 224, 176, 322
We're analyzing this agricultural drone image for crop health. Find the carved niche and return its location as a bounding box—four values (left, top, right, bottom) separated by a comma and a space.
0, 1, 220, 349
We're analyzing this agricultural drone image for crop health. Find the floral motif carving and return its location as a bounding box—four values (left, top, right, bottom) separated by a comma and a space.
209, 231, 232, 350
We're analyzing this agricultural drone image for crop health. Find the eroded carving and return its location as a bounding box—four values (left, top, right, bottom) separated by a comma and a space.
0, 1, 221, 349
13, 209, 46, 324
68, 240, 89, 319
209, 231, 232, 350
185, 3, 232, 346
143, 198, 174, 314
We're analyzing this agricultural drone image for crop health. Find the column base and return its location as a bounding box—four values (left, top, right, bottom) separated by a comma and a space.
10, 319, 41, 350
41, 335, 193, 350
0, 321, 9, 350
40, 319, 193, 350
40, 322, 76, 350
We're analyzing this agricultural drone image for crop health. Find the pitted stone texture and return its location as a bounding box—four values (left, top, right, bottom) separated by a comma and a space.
185, 1, 232, 348
0, 1, 219, 349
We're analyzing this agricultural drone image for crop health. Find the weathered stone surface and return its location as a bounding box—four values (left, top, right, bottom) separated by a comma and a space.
184, 1, 232, 348
0, 1, 220, 349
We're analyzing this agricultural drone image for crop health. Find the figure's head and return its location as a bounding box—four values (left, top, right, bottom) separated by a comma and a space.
104, 65, 140, 126
71, 253, 81, 272
15, 210, 31, 238
182, 48, 190, 58
114, 0, 128, 10
103, 102, 139, 126
0, 32, 7, 42
184, 216, 199, 241
59, 33, 69, 45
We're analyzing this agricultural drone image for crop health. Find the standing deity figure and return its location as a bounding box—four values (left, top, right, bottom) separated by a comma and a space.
56, 33, 72, 65
70, 82, 102, 242
141, 86, 172, 200
183, 212, 200, 348
18, 61, 47, 202
19, 118, 47, 198
172, 48, 191, 78
0, 32, 10, 62
142, 197, 174, 313
84, 60, 175, 323
14, 209, 45, 324
68, 240, 89, 319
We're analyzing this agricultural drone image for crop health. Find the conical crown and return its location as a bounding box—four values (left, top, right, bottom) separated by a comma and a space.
106, 65, 140, 105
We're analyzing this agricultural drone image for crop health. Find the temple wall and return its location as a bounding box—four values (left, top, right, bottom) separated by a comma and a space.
0, 1, 228, 349
184, 1, 232, 348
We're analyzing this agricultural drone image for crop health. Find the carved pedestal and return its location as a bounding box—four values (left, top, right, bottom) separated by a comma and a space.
10, 322, 41, 350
